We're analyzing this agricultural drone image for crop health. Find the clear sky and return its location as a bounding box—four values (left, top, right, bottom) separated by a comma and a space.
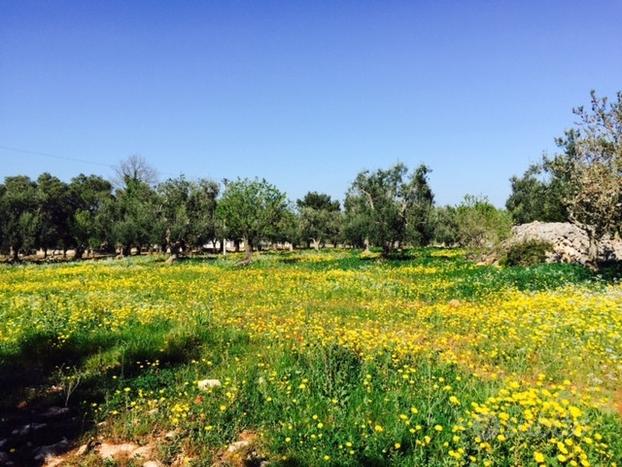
1, 1, 621, 206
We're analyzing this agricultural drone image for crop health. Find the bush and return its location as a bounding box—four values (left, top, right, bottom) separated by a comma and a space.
453, 195, 512, 249
502, 240, 553, 267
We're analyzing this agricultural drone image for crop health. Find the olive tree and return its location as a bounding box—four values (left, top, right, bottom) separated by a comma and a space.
404, 165, 435, 246
216, 178, 288, 262
0, 176, 39, 261
297, 192, 341, 250
109, 178, 162, 256
344, 163, 434, 255
67, 174, 114, 258
558, 91, 622, 263
158, 176, 219, 258
506, 156, 571, 224
35, 173, 72, 256
432, 206, 459, 246
269, 203, 300, 250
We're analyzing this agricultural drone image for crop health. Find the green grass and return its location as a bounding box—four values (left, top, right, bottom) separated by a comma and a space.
0, 249, 620, 466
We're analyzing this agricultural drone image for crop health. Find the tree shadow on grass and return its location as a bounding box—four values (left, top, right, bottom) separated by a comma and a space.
0, 327, 205, 466
596, 260, 622, 281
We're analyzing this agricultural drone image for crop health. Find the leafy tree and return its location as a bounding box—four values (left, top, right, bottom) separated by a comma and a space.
109, 178, 161, 256
297, 192, 340, 212
35, 173, 71, 256
0, 182, 4, 247
109, 156, 162, 256
269, 204, 300, 250
344, 163, 434, 255
0, 176, 39, 261
67, 174, 113, 258
454, 195, 512, 248
187, 179, 220, 250
158, 177, 193, 256
342, 194, 369, 249
404, 165, 435, 246
506, 158, 570, 224
432, 206, 459, 246
158, 177, 219, 258
297, 192, 341, 250
508, 90, 622, 265
216, 178, 287, 261
557, 91, 622, 262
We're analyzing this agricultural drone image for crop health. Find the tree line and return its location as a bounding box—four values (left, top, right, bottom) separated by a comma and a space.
1, 90, 619, 262
0, 154, 511, 262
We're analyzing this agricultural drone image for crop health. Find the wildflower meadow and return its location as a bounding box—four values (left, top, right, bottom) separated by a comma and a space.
1, 249, 621, 465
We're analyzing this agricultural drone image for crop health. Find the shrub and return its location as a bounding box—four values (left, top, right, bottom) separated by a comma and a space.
454, 195, 512, 249
502, 240, 553, 267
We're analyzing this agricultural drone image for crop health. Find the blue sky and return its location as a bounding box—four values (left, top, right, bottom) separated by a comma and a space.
1, 1, 621, 206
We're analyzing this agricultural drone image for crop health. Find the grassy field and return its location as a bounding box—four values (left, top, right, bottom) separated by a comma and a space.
1, 249, 622, 466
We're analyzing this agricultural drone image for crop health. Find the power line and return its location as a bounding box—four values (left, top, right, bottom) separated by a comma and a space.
0, 144, 181, 178
0, 144, 116, 169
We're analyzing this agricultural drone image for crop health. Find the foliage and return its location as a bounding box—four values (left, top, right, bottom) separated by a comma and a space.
0, 176, 39, 260
501, 239, 553, 267
35, 173, 73, 254
344, 164, 434, 255
507, 90, 622, 264
67, 174, 113, 257
558, 91, 622, 262
506, 157, 570, 224
454, 195, 512, 248
158, 176, 219, 255
108, 178, 162, 255
405, 165, 435, 246
297, 192, 341, 249
268, 203, 301, 248
431, 206, 459, 246
297, 191, 340, 212
216, 178, 288, 260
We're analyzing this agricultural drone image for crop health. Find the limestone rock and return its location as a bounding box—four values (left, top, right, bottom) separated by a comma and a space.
76, 443, 89, 456
97, 441, 152, 461
214, 431, 263, 467
197, 379, 221, 391
492, 221, 622, 265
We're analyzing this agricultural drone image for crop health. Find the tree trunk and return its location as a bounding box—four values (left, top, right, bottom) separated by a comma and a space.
11, 247, 19, 262
244, 238, 253, 262
165, 228, 171, 255
312, 238, 320, 251
234, 239, 240, 252
74, 246, 84, 260
382, 242, 392, 257
123, 245, 132, 257
587, 233, 599, 266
